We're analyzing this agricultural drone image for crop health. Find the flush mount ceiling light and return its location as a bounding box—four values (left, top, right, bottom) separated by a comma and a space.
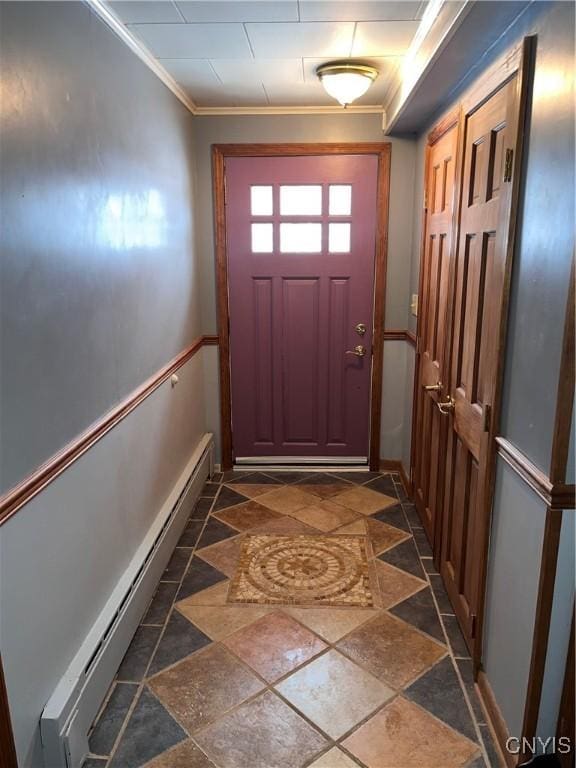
316, 62, 379, 107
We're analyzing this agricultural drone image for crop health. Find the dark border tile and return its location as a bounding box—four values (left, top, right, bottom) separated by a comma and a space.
117, 627, 161, 682
443, 615, 471, 659
379, 538, 425, 579
177, 557, 227, 601
163, 548, 191, 581
143, 582, 179, 626
89, 682, 138, 756
429, 574, 454, 615
196, 518, 237, 548
405, 657, 478, 742
390, 587, 445, 642
148, 611, 211, 676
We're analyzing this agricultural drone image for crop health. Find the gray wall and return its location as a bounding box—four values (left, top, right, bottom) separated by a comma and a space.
0, 1, 201, 493
0, 4, 208, 765
194, 114, 417, 465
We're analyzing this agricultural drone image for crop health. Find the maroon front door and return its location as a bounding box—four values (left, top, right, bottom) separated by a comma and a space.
226, 154, 379, 461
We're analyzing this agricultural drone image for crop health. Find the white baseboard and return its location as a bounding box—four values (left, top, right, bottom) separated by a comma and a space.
40, 433, 213, 768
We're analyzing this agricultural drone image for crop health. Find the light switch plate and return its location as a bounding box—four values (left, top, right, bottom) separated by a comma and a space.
411, 294, 418, 317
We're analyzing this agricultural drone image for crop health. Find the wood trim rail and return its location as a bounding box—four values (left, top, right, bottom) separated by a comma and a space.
0, 335, 217, 526
383, 329, 417, 347
495, 437, 576, 510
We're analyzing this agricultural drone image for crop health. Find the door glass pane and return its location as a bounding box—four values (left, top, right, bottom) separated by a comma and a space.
329, 185, 352, 215
328, 222, 351, 253
251, 223, 273, 252
251, 186, 273, 216
280, 185, 322, 215
280, 223, 322, 253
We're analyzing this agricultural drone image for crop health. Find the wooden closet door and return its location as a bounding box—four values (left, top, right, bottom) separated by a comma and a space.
440, 75, 522, 655
412, 120, 459, 546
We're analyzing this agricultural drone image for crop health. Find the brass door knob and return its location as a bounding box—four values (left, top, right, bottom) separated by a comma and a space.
345, 345, 366, 357
437, 396, 455, 414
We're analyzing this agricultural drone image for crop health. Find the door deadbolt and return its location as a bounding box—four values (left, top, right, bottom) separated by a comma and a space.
355, 323, 367, 336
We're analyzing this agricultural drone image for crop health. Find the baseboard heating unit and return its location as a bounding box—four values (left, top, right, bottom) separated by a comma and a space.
40, 433, 214, 768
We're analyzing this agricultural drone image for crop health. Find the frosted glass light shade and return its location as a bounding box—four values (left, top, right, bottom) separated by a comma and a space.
317, 63, 378, 107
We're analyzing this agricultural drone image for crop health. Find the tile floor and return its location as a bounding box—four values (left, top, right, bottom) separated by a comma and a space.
85, 470, 501, 768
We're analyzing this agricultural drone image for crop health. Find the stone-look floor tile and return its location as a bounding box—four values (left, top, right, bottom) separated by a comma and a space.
413, 528, 433, 557
223, 611, 327, 682
444, 615, 471, 658
148, 644, 265, 733
342, 696, 480, 768
177, 602, 272, 640
332, 471, 382, 485
163, 548, 191, 582
405, 657, 478, 742
109, 688, 187, 768
226, 471, 278, 485
297, 483, 353, 500
365, 518, 410, 555
284, 606, 379, 643
307, 747, 360, 768
212, 486, 250, 513
191, 498, 213, 520
296, 472, 351, 487
257, 486, 319, 514
456, 659, 487, 724
210, 472, 223, 483
83, 759, 108, 767
200, 483, 219, 498
143, 582, 179, 626
224, 483, 281, 499
214, 500, 284, 531
379, 537, 426, 579
371, 504, 411, 533
373, 560, 426, 609
222, 470, 255, 482
284, 500, 359, 532
196, 518, 238, 549
196, 535, 243, 577
365, 475, 398, 497
89, 682, 138, 756
402, 502, 423, 530
247, 515, 319, 536
195, 690, 328, 768
143, 740, 216, 768
117, 626, 162, 682
177, 520, 204, 548
390, 587, 445, 642
466, 758, 486, 768
479, 725, 503, 768
176, 580, 230, 607
147, 612, 212, 676
429, 574, 455, 614
333, 486, 397, 516
394, 481, 409, 502
337, 612, 446, 689
275, 648, 394, 739
265, 471, 315, 484
422, 557, 439, 574
177, 557, 227, 601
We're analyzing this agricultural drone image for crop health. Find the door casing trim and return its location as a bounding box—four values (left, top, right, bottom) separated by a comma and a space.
212, 142, 391, 472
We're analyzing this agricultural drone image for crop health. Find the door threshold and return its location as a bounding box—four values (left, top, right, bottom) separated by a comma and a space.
235, 457, 367, 466
233, 460, 370, 473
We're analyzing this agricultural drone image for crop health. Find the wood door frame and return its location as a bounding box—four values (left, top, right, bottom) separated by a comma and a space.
212, 142, 391, 472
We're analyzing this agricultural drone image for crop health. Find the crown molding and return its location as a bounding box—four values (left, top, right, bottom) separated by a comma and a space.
86, 1, 386, 119
86, 0, 198, 114
194, 105, 384, 116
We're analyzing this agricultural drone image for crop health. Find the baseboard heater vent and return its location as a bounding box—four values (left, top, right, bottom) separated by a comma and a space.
40, 433, 214, 768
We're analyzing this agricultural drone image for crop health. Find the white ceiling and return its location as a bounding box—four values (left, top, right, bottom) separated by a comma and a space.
108, 1, 428, 109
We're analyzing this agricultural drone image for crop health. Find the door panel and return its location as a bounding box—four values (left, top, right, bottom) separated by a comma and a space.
412, 123, 459, 544
441, 77, 520, 654
226, 155, 379, 460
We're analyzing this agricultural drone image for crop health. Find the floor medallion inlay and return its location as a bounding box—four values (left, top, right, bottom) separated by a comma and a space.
227, 533, 376, 607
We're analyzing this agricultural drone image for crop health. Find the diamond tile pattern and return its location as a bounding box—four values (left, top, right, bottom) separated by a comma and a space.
90, 470, 493, 768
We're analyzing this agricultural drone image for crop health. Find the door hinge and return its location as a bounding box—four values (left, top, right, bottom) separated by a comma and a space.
470, 613, 477, 639
504, 148, 514, 182
482, 403, 491, 432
